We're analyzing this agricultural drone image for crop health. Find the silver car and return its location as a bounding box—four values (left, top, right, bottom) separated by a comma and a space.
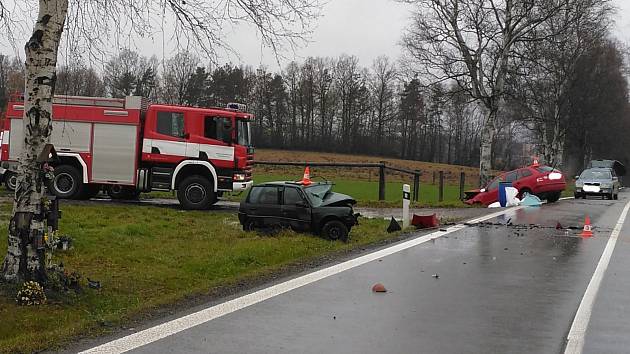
575, 168, 620, 200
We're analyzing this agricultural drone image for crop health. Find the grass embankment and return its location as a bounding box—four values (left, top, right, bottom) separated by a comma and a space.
238, 173, 474, 208
0, 202, 399, 353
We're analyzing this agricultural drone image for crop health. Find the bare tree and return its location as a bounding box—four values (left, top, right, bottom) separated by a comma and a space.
401, 0, 581, 185
510, 0, 612, 168
370, 56, 397, 152
0, 0, 322, 284
56, 63, 106, 97
162, 51, 200, 105
103, 50, 160, 99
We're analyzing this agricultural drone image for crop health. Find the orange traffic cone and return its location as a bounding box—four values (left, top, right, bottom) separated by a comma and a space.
580, 215, 593, 238
300, 166, 312, 186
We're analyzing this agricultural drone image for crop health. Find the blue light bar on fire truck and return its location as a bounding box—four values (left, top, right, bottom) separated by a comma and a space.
227, 102, 247, 112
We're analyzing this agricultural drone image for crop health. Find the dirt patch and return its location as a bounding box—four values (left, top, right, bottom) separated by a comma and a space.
255, 149, 499, 184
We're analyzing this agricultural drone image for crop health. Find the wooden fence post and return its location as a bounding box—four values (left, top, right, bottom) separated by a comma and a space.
459, 172, 465, 200
378, 162, 386, 201
413, 171, 420, 202
439, 171, 444, 202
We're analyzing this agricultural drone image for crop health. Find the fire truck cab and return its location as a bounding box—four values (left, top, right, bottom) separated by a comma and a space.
1, 95, 254, 210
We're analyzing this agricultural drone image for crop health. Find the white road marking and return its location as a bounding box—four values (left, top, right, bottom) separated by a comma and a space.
81, 206, 524, 354
564, 199, 630, 354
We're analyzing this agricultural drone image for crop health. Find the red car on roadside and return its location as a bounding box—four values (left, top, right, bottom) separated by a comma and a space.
464, 164, 566, 206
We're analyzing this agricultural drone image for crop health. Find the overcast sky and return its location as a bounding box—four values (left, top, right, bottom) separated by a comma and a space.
223, 0, 413, 69
221, 0, 630, 70
1, 0, 629, 70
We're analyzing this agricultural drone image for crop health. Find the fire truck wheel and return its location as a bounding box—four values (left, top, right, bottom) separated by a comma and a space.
177, 175, 216, 210
4, 172, 17, 191
50, 165, 85, 199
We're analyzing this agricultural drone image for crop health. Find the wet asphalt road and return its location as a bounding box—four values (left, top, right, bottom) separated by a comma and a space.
84, 194, 630, 354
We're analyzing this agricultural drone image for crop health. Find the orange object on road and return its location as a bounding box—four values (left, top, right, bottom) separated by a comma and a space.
412, 214, 439, 229
580, 215, 593, 238
372, 283, 387, 293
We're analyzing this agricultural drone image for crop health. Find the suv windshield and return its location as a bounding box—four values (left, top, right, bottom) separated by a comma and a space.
237, 120, 251, 146
304, 184, 333, 207
580, 169, 612, 180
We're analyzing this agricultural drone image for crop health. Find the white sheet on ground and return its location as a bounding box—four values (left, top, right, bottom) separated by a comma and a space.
521, 193, 543, 206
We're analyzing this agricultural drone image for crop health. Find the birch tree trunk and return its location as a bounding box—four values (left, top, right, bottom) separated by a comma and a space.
1, 0, 68, 283
479, 106, 498, 186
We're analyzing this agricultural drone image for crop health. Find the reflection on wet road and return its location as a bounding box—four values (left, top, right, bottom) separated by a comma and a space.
82, 194, 630, 354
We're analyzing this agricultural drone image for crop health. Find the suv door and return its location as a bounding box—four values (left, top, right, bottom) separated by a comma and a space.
245, 185, 282, 226
281, 186, 312, 231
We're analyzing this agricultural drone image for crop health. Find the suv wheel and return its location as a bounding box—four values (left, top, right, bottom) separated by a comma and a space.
322, 220, 349, 242
177, 175, 216, 210
50, 165, 84, 199
4, 172, 17, 191
242, 218, 257, 231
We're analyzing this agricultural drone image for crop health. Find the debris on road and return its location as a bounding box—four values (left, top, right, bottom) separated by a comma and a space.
580, 215, 594, 237
88, 278, 102, 290
387, 217, 402, 233
372, 283, 387, 293
412, 214, 439, 229
521, 194, 543, 207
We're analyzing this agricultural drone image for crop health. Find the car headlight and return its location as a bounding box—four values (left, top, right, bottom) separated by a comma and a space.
601, 183, 612, 188
233, 173, 246, 181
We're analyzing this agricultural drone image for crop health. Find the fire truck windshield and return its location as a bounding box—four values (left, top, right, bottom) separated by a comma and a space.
237, 120, 251, 146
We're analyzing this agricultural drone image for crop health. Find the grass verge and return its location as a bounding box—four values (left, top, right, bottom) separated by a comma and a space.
223, 173, 474, 208
0, 201, 401, 353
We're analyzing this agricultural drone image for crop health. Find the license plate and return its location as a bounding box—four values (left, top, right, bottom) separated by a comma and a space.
583, 185, 600, 193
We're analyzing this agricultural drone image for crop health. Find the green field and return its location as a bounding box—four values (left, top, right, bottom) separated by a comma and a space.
224, 173, 474, 208
0, 202, 400, 353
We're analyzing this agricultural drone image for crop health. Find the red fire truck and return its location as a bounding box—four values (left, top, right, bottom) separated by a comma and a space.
0, 94, 254, 210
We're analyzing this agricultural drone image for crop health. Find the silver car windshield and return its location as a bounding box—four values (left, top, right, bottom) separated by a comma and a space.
580, 170, 612, 180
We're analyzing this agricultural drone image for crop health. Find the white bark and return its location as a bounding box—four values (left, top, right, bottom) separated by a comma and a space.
479, 105, 498, 186
1, 0, 68, 283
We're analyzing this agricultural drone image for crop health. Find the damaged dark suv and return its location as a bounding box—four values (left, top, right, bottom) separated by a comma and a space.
238, 181, 358, 241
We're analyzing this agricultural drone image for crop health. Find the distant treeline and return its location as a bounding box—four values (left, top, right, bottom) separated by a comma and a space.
0, 42, 628, 175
